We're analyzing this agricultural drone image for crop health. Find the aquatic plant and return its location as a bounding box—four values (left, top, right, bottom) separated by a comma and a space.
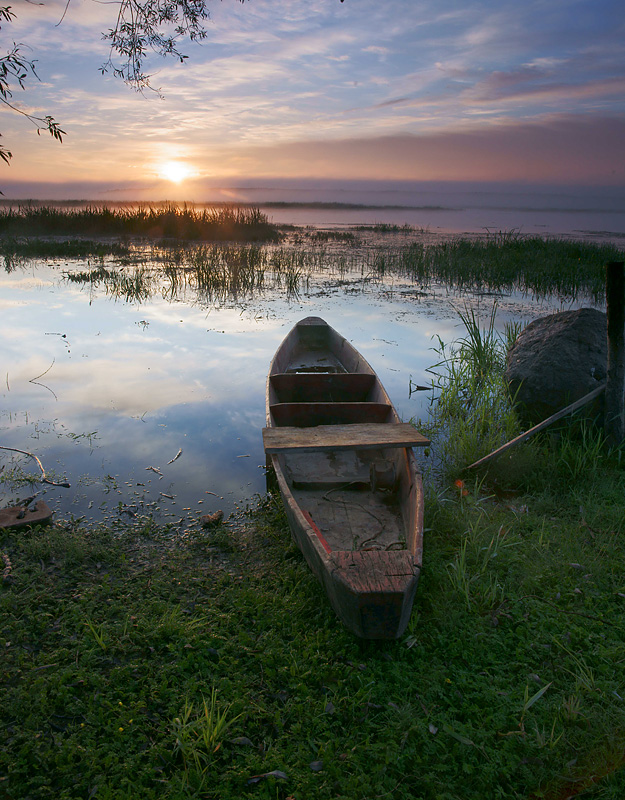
390, 234, 623, 300
0, 203, 282, 242
421, 304, 520, 480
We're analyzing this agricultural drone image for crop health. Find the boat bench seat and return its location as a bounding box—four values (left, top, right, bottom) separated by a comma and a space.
262, 422, 430, 453
269, 401, 392, 427
270, 372, 375, 403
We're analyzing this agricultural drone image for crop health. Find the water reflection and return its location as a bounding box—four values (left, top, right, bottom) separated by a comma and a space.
1, 243, 598, 528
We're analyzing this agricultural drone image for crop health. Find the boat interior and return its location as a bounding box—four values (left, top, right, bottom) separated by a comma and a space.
268, 322, 419, 554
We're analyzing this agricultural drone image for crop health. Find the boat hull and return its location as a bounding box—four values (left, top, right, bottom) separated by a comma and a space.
264, 317, 427, 640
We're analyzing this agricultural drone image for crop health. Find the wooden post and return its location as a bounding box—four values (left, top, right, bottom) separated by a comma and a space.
605, 261, 625, 446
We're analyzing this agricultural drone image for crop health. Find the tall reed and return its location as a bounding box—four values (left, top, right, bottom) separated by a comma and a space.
421, 303, 520, 480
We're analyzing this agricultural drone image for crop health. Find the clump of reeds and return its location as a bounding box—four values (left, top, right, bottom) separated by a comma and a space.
421, 303, 520, 480
0, 204, 282, 243
392, 234, 623, 300
64, 264, 155, 303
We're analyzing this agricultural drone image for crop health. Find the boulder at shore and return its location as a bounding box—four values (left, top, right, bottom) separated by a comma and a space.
505, 308, 607, 426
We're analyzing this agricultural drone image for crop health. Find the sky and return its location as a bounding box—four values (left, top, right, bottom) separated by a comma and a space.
1, 0, 624, 201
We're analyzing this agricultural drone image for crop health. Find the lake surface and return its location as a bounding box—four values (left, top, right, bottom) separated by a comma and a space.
263, 205, 625, 245
0, 225, 608, 530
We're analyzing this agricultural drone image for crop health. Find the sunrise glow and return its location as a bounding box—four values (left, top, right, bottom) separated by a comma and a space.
158, 161, 193, 184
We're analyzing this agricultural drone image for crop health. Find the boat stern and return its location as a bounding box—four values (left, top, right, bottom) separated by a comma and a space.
327, 550, 420, 640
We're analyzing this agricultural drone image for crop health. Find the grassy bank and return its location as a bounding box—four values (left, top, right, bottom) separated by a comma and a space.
2, 320, 625, 799
0, 205, 281, 243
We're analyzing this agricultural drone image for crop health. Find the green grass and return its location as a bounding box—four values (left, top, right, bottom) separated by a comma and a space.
3, 337, 625, 798
419, 303, 521, 481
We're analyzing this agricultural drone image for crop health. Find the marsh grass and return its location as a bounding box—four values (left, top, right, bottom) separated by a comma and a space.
5, 217, 622, 303
0, 204, 281, 242
62, 242, 317, 303
421, 304, 520, 480
307, 229, 358, 243
0, 237, 131, 271
64, 264, 156, 303
387, 232, 624, 299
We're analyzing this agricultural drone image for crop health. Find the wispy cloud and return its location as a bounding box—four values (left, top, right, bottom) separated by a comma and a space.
2, 0, 624, 189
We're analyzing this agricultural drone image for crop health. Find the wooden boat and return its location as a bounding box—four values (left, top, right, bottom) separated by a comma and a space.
262, 317, 429, 639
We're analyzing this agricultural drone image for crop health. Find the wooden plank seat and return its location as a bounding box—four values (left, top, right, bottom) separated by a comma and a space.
270, 401, 391, 427
263, 422, 431, 453
270, 372, 376, 403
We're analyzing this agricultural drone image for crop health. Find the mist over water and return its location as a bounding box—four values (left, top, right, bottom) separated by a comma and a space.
236, 181, 625, 242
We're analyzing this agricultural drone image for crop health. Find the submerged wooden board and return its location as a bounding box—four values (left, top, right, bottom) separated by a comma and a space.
263, 422, 430, 452
0, 501, 53, 529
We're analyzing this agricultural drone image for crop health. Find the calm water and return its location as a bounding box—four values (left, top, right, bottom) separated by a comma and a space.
0, 227, 606, 529
263, 206, 625, 244
245, 181, 625, 243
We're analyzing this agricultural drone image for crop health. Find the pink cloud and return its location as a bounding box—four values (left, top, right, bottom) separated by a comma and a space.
241, 115, 625, 185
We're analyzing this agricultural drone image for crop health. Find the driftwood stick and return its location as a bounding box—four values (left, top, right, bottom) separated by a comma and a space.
466, 383, 606, 471
0, 445, 71, 488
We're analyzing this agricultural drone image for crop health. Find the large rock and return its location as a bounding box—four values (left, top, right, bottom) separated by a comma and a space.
505, 308, 607, 426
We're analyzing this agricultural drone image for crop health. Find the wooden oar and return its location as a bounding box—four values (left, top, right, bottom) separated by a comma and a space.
467, 383, 606, 471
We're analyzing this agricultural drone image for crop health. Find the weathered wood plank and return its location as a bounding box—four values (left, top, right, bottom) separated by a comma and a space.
263, 422, 430, 453
270, 401, 392, 427
331, 550, 417, 594
270, 372, 375, 402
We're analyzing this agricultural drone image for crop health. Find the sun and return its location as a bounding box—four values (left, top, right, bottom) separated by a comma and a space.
158, 161, 193, 183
